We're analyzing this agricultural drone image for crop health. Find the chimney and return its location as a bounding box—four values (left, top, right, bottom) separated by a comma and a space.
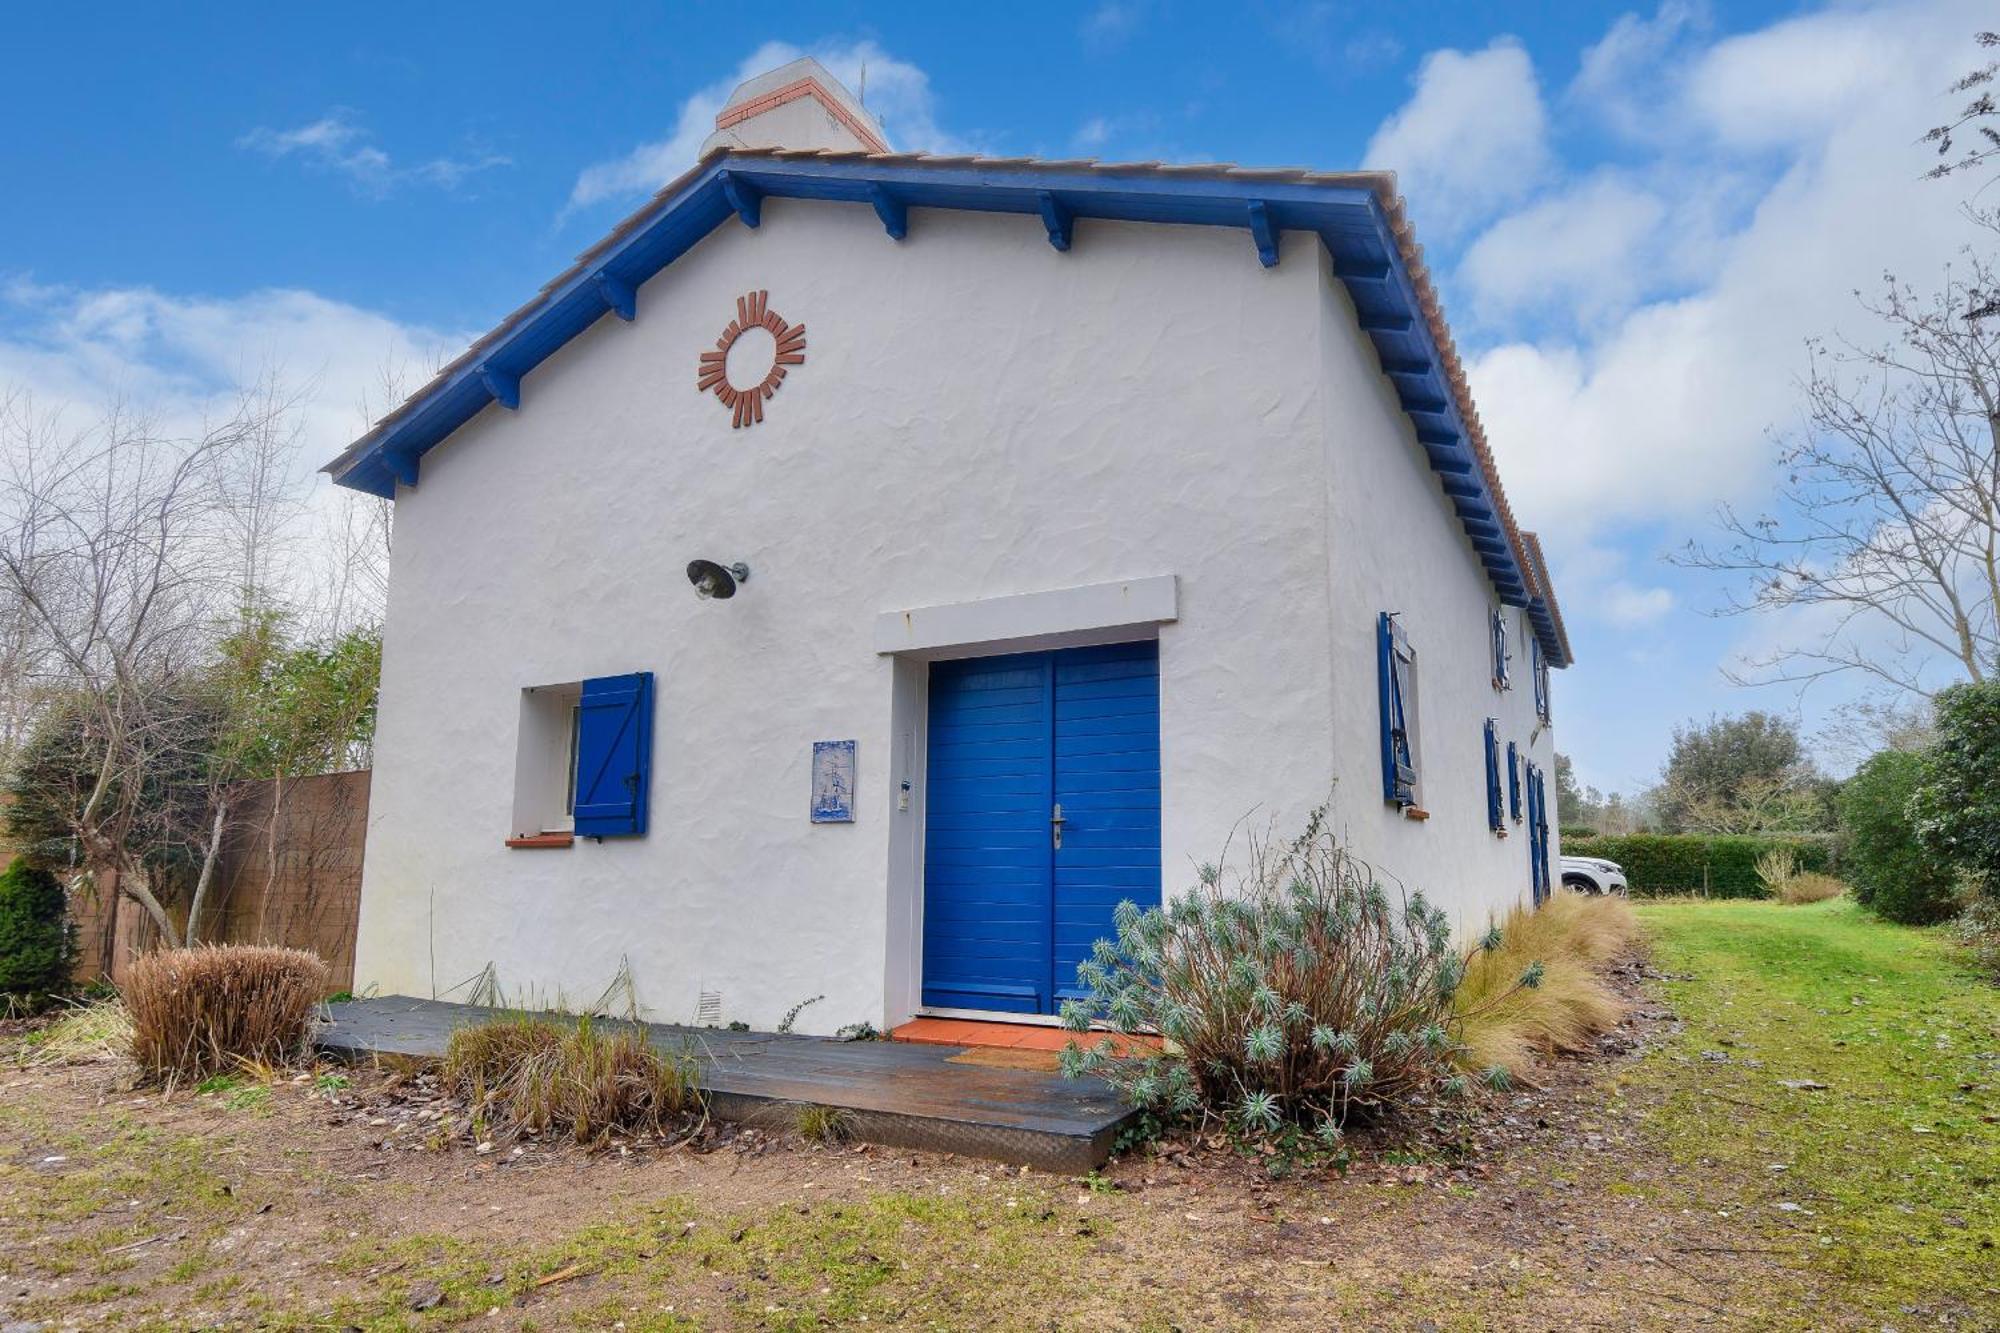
699, 57, 890, 157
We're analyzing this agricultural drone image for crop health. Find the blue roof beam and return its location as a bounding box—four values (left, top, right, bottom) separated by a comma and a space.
720, 172, 762, 229
1037, 191, 1074, 252
1333, 256, 1392, 283
869, 185, 908, 241
383, 450, 419, 489
593, 272, 637, 322
1358, 311, 1414, 334
1246, 200, 1280, 268
1421, 446, 1475, 475
478, 364, 520, 411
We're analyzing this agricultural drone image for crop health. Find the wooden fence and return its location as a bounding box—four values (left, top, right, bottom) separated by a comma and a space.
69, 770, 371, 991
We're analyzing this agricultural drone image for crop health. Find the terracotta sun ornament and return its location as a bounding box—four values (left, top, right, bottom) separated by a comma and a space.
696, 290, 806, 428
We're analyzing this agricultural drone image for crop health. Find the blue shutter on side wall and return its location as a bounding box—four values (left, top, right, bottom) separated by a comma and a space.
1484, 719, 1503, 831
1377, 613, 1416, 806
1507, 741, 1522, 822
573, 672, 654, 838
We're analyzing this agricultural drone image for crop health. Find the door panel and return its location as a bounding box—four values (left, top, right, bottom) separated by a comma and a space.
922, 641, 1162, 1014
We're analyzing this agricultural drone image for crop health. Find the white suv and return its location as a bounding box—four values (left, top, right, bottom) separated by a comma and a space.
1560, 855, 1629, 895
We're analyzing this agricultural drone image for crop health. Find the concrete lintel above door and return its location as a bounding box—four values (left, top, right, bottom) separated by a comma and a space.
872, 575, 1178, 658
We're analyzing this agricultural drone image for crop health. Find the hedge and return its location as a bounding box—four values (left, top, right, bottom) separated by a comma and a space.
1561, 833, 1842, 898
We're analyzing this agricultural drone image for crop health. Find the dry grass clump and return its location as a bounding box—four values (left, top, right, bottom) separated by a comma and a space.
17, 996, 134, 1067
1454, 890, 1639, 1078
440, 1013, 701, 1147
124, 945, 330, 1084
795, 1102, 854, 1145
1775, 872, 1845, 904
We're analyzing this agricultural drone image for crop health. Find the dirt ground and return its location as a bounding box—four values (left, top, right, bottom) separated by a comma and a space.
0, 957, 1941, 1331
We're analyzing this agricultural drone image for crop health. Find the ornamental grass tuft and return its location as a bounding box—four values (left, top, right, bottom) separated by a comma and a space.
441, 1012, 701, 1147
1059, 807, 1547, 1143
1453, 888, 1637, 1077
123, 945, 330, 1084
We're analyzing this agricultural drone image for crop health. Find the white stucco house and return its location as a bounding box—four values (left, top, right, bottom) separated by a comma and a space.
324, 61, 1574, 1037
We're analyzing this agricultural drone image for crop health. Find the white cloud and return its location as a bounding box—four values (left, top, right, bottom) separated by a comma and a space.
1081, 1, 1148, 47
1458, 173, 1667, 326
0, 279, 463, 477
1603, 582, 1677, 627
237, 111, 509, 197
1362, 39, 1552, 236
1569, 1, 1710, 141
1461, 2, 1982, 548
565, 40, 972, 217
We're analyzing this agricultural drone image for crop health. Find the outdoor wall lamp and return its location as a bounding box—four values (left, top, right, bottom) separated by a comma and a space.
686, 559, 751, 600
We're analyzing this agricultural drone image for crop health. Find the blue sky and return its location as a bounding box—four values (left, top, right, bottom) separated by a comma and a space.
0, 1, 1988, 795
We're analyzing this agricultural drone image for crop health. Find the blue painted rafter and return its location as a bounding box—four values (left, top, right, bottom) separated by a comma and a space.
869, 185, 908, 240
1036, 190, 1074, 252
720, 172, 761, 228
1246, 200, 1279, 268
593, 271, 637, 322
322, 150, 1556, 642
477, 364, 519, 411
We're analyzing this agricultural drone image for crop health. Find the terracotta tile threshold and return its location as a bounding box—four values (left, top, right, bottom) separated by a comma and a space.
891, 1017, 1158, 1056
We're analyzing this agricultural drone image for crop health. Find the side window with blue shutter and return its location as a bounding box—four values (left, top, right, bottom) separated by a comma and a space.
573, 672, 655, 838
1483, 719, 1503, 832
1507, 741, 1522, 823
1377, 612, 1420, 808
1491, 609, 1511, 691
1532, 640, 1551, 722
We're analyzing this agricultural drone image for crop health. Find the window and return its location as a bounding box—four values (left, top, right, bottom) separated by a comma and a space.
512, 672, 655, 842
1483, 718, 1504, 832
1532, 639, 1551, 723
514, 682, 582, 837
1491, 608, 1511, 691
1507, 740, 1522, 823
1377, 613, 1422, 809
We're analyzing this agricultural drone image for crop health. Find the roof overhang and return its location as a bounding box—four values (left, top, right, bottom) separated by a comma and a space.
322, 148, 1570, 662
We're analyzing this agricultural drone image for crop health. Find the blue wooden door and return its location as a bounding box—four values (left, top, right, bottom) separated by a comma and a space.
922, 642, 1161, 1014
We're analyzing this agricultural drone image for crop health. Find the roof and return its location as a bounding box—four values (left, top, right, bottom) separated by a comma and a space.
320, 147, 1573, 668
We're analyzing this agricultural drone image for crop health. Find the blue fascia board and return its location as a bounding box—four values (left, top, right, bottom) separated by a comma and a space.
327, 154, 1538, 612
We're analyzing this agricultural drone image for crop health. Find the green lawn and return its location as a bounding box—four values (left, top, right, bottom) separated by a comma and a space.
1630, 897, 1999, 1322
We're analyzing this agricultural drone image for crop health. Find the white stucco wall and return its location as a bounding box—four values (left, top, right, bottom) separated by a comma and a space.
355, 202, 1372, 1033
353, 199, 1559, 1032
1312, 245, 1559, 930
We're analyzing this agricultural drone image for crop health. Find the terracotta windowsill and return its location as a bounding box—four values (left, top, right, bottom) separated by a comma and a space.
506, 833, 574, 849
1403, 807, 1431, 822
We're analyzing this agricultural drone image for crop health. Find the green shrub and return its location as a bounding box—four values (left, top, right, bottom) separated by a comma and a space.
1839, 751, 1960, 925
1911, 680, 2000, 898
1059, 809, 1537, 1148
123, 945, 330, 1083
1562, 832, 1839, 898
0, 857, 73, 1004
1951, 898, 2000, 982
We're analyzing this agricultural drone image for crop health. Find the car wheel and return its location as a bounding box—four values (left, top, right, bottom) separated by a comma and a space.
1562, 874, 1599, 895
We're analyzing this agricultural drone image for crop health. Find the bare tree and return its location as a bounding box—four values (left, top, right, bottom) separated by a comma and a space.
1923, 31, 2000, 183
0, 386, 299, 946
1677, 233, 2000, 701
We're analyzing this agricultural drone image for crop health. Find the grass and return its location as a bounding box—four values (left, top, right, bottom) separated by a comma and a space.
1455, 888, 1638, 1077
793, 1102, 853, 1145
1630, 897, 2000, 1323
15, 997, 133, 1066
441, 1012, 702, 1146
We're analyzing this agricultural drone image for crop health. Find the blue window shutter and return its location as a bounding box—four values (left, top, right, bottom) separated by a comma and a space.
573, 672, 654, 838
1377, 613, 1416, 806
1507, 741, 1522, 823
1484, 719, 1502, 831
1491, 611, 1510, 690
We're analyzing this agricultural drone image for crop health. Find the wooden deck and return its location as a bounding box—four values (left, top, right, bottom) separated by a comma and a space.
317, 996, 1136, 1172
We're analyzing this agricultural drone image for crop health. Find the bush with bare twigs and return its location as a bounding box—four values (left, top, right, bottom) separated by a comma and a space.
123, 945, 329, 1083
441, 1013, 701, 1147
1453, 890, 1638, 1079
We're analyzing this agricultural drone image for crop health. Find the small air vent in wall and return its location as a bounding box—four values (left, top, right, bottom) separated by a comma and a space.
696, 990, 722, 1026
